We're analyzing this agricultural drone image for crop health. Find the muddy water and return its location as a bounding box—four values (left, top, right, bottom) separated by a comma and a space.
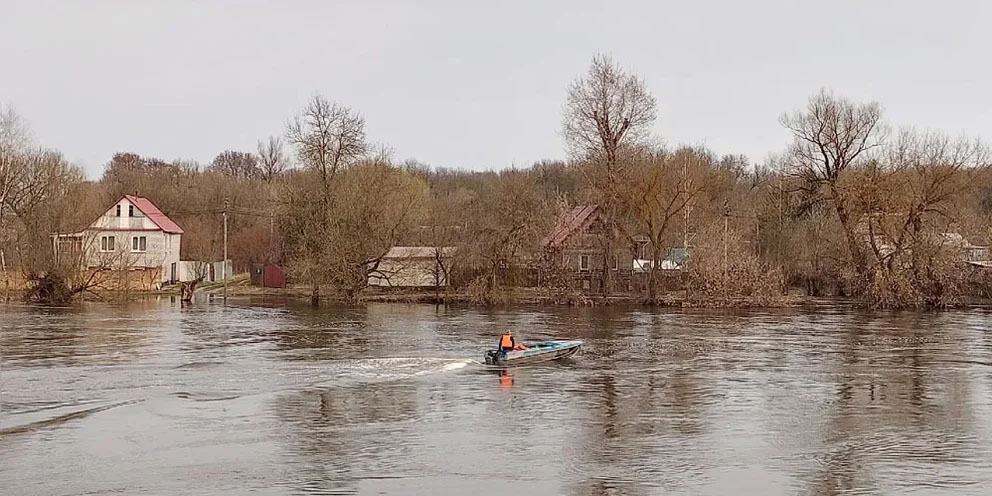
1, 299, 991, 495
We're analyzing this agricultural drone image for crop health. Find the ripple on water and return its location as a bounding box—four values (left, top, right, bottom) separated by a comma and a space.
2, 302, 992, 495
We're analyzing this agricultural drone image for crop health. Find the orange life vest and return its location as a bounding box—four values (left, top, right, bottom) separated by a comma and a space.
499, 333, 514, 349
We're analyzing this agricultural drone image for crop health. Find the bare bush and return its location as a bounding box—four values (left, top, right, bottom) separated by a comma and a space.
685, 226, 788, 307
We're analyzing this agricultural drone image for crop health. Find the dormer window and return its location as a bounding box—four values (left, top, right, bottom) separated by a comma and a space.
115, 205, 121, 217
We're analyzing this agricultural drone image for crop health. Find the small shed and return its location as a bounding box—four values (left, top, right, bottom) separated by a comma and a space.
251, 263, 286, 288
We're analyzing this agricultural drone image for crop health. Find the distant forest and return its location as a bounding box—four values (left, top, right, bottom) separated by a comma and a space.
2, 55, 990, 308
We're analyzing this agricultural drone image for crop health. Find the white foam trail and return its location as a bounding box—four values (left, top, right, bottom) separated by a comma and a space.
413, 359, 473, 376
440, 360, 471, 371
308, 358, 476, 387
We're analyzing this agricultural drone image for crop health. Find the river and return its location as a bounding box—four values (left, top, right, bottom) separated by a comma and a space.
1, 299, 991, 495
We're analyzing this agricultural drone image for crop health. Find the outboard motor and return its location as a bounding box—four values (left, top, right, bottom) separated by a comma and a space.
485, 350, 499, 365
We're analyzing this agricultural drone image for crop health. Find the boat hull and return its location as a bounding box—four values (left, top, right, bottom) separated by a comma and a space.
484, 340, 582, 366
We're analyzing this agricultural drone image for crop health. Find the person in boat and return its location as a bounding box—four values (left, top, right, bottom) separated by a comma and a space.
498, 331, 529, 352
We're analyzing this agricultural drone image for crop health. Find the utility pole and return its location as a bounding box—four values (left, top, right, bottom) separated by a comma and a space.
223, 197, 229, 302
778, 173, 784, 267
683, 157, 691, 250
722, 199, 731, 302
723, 200, 729, 272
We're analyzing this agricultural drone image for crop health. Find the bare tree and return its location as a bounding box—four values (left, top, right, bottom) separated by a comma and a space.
8, 149, 98, 303
282, 157, 428, 303
781, 90, 989, 307
283, 96, 371, 303
179, 261, 210, 302
3, 111, 116, 303
424, 187, 475, 299
256, 136, 288, 182
611, 146, 715, 299
781, 89, 887, 277
562, 55, 658, 296
562, 54, 657, 170
285, 95, 366, 197
0, 105, 34, 299
102, 152, 146, 181
209, 150, 260, 180
463, 171, 549, 302
854, 130, 989, 307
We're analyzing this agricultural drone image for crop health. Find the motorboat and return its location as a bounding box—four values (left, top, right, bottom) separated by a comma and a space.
484, 340, 582, 366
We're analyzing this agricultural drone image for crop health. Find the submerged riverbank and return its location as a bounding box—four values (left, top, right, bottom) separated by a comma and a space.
7, 273, 991, 309
153, 277, 992, 309
177, 280, 810, 308
10, 284, 992, 310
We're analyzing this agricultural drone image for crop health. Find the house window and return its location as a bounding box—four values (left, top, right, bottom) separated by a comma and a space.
115, 205, 121, 217
128, 205, 134, 217
131, 236, 147, 252
580, 254, 590, 272
100, 236, 115, 252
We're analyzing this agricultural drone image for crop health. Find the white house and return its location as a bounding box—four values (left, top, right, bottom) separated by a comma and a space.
368, 246, 455, 288
57, 195, 184, 284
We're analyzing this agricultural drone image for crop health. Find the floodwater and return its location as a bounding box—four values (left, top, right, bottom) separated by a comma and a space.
1, 299, 991, 495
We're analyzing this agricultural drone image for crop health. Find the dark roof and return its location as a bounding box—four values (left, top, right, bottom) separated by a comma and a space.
123, 195, 184, 234
542, 205, 599, 247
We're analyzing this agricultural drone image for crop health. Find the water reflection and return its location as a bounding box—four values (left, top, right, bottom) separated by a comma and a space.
497, 369, 514, 388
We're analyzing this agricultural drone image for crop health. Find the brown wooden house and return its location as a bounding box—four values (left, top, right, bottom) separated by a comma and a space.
540, 205, 636, 292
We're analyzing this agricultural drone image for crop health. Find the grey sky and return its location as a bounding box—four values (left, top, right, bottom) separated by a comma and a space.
2, 0, 989, 178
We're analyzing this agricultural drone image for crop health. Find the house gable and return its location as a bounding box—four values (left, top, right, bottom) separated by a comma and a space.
124, 195, 184, 234
87, 195, 184, 234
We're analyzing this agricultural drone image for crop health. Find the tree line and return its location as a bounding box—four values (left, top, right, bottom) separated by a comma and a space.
1, 55, 990, 307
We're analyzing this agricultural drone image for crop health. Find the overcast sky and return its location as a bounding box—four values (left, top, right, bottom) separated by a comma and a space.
1, 0, 989, 178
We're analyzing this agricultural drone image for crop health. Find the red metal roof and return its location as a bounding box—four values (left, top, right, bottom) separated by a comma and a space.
123, 195, 184, 234
541, 205, 598, 247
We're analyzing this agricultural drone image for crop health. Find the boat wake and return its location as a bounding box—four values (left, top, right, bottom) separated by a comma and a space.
0, 399, 143, 437
308, 357, 478, 387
